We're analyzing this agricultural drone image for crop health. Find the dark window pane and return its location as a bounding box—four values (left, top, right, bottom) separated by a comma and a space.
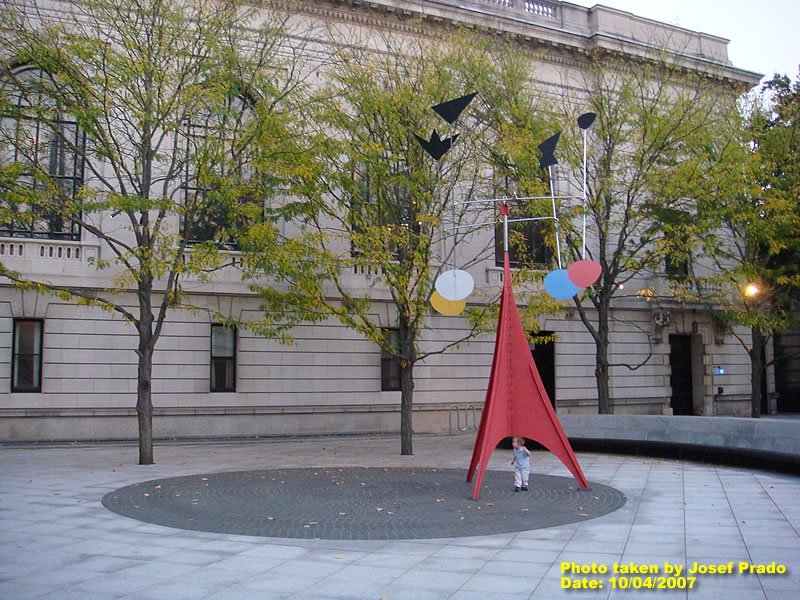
381, 357, 401, 391
14, 320, 41, 355
380, 328, 401, 392
665, 253, 689, 278
211, 358, 235, 392
495, 221, 552, 268
13, 355, 39, 390
210, 325, 236, 392
12, 319, 42, 392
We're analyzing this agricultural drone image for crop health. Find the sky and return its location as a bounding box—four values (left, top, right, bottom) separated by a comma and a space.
567, 0, 799, 85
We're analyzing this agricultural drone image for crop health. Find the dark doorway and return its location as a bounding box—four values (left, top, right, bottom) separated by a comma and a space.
761, 348, 769, 415
669, 334, 694, 415
530, 331, 556, 408
775, 331, 800, 413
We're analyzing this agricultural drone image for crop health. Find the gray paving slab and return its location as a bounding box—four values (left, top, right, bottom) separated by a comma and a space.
377, 588, 454, 600
1, 433, 799, 599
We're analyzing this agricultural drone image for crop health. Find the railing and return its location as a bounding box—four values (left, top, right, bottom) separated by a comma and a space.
480, 0, 558, 20
524, 1, 557, 18
485, 266, 504, 284
449, 404, 480, 433
37, 243, 82, 260
655, 277, 726, 301
181, 248, 243, 270
0, 237, 99, 262
353, 263, 384, 276
0, 241, 24, 258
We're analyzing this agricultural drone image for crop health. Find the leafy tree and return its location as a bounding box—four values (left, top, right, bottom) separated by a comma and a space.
699, 71, 800, 417
243, 33, 518, 455
0, 0, 316, 463
517, 54, 744, 414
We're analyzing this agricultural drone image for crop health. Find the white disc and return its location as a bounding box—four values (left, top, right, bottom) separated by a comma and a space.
435, 269, 474, 301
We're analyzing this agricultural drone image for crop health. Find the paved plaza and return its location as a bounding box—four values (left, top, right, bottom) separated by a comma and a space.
1, 433, 799, 599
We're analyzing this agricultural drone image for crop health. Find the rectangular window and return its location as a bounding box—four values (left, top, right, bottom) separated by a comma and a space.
665, 253, 689, 278
210, 324, 236, 392
381, 328, 401, 392
349, 162, 415, 261
1, 66, 86, 240
495, 220, 552, 268
181, 101, 262, 250
12, 319, 43, 392
491, 168, 553, 269
660, 209, 691, 279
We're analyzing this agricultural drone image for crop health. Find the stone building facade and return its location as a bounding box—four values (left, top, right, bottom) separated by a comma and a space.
0, 0, 764, 442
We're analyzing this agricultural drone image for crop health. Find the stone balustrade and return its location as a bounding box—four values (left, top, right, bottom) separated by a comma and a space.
0, 237, 99, 262
481, 0, 558, 20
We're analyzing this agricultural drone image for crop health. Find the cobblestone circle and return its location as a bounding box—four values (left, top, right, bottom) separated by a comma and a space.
102, 468, 626, 540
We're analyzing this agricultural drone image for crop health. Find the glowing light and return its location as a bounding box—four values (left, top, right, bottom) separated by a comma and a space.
744, 283, 759, 297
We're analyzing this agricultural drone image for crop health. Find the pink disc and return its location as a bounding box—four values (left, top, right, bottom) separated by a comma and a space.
567, 260, 602, 288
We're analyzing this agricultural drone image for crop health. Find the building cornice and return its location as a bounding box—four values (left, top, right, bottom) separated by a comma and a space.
272, 0, 760, 89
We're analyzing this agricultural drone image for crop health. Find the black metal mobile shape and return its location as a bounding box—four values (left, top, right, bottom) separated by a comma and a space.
414, 92, 477, 161
577, 112, 596, 130
431, 92, 478, 125
537, 131, 561, 169
414, 130, 459, 161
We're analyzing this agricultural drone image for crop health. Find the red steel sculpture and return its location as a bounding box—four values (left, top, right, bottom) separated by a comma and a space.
466, 204, 589, 499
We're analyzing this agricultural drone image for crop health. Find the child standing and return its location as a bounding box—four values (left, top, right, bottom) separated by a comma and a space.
511, 436, 531, 492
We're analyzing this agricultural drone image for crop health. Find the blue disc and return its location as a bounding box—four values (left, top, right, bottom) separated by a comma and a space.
544, 269, 579, 300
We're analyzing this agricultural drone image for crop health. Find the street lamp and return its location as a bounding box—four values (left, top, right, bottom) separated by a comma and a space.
744, 283, 760, 298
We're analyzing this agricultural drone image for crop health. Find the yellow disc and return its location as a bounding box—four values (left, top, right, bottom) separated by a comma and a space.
430, 290, 467, 316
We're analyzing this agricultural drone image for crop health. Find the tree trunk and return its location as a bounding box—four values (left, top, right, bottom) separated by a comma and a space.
137, 344, 154, 465
595, 305, 612, 414
399, 359, 414, 455
750, 327, 764, 418
397, 304, 416, 456
136, 283, 156, 465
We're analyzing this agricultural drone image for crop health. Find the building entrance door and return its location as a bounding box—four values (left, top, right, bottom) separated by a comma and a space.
669, 334, 694, 415
775, 331, 800, 412
531, 331, 556, 408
